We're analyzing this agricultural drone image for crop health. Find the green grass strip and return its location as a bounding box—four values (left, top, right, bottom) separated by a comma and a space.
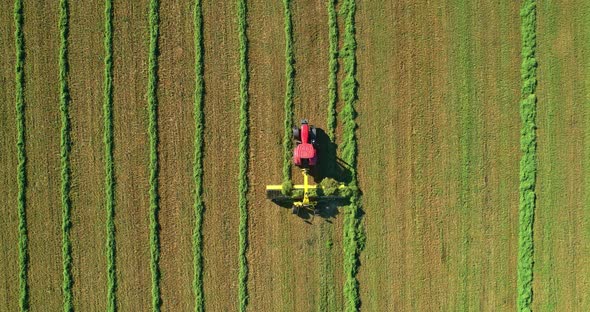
237, 0, 250, 310
103, 0, 117, 310
14, 0, 29, 310
192, 0, 205, 310
319, 2, 339, 311
147, 0, 161, 310
326, 0, 338, 141
58, 0, 73, 310
517, 0, 537, 311
281, 0, 294, 191
340, 0, 363, 311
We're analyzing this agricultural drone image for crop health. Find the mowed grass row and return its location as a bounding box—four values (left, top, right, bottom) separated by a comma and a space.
318, 1, 339, 311
518, 0, 537, 311
192, 0, 205, 310
237, 0, 250, 310
103, 0, 116, 310
147, 0, 161, 310
326, 0, 338, 141
14, 0, 29, 310
281, 0, 294, 191
58, 0, 74, 310
340, 0, 363, 311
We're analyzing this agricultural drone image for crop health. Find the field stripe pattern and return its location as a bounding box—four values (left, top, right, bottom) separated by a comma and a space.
103, 0, 116, 309
517, 0, 537, 311
237, 0, 250, 310
147, 0, 161, 310
193, 0, 205, 310
14, 0, 29, 309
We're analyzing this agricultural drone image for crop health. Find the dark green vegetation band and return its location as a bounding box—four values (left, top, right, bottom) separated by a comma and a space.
58, 0, 74, 311
282, 0, 294, 191
340, 0, 363, 311
192, 0, 205, 310
14, 0, 29, 310
518, 0, 537, 311
237, 0, 250, 310
326, 0, 338, 141
103, 0, 117, 310
148, 0, 161, 310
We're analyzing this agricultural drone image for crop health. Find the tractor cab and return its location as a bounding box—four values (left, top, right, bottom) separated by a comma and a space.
293, 119, 317, 168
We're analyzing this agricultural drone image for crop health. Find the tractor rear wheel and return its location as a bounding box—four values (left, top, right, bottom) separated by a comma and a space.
292, 206, 299, 215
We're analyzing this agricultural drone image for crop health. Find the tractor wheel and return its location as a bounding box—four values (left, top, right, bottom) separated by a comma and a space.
292, 206, 299, 215
292, 127, 300, 141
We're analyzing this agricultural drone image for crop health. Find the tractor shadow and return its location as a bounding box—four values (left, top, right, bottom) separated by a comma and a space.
271, 128, 353, 224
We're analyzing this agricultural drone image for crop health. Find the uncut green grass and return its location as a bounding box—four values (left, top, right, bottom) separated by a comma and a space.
534, 1, 590, 310
0, 2, 20, 311
356, 1, 520, 310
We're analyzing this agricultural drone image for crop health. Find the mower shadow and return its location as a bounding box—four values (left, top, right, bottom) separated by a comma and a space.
270, 127, 352, 223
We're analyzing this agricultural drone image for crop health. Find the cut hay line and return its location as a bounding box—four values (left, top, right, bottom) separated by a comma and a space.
103, 0, 117, 310
318, 1, 339, 311
147, 0, 161, 310
237, 0, 250, 310
58, 0, 74, 310
326, 0, 338, 141
192, 0, 205, 310
281, 0, 294, 193
14, 0, 29, 310
340, 0, 363, 311
517, 0, 537, 311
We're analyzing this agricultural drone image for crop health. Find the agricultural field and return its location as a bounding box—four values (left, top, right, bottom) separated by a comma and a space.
1, 0, 589, 311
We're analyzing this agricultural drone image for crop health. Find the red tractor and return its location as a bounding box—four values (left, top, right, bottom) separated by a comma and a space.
292, 119, 318, 168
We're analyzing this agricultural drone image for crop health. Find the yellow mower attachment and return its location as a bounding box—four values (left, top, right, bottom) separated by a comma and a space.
266, 169, 347, 216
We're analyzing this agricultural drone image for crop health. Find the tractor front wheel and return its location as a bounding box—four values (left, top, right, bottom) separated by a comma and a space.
292, 127, 300, 141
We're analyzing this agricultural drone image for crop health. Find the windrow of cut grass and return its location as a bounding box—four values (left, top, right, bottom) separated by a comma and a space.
192, 0, 204, 310
281, 0, 294, 192
326, 0, 338, 141
237, 0, 249, 310
103, 0, 116, 310
147, 0, 161, 310
14, 0, 29, 310
518, 0, 537, 311
340, 0, 362, 310
58, 0, 73, 310
340, 0, 363, 311
318, 2, 339, 311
